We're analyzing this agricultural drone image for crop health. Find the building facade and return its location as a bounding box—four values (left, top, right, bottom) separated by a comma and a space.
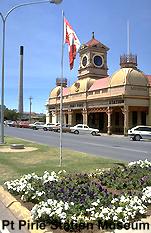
46, 33, 151, 135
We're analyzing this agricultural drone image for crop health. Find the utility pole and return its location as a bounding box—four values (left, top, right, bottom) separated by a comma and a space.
29, 96, 32, 123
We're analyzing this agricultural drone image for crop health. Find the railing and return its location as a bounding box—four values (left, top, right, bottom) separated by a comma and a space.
120, 54, 137, 67
56, 78, 67, 87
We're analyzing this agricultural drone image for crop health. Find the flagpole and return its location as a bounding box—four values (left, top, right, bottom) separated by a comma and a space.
59, 10, 64, 167
127, 20, 130, 55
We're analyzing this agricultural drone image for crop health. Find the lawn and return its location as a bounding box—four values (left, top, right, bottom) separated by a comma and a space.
0, 136, 123, 185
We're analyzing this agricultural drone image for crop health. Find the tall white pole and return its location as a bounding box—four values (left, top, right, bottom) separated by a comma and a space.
127, 20, 130, 55
18, 46, 24, 114
59, 10, 64, 167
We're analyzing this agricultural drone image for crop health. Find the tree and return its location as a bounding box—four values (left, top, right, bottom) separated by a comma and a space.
4, 108, 21, 121
40, 114, 46, 122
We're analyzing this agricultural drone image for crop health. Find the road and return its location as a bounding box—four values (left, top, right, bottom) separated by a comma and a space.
3, 126, 151, 162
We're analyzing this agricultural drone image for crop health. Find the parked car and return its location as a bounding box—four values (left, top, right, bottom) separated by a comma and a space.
29, 122, 45, 130
52, 124, 71, 133
52, 123, 61, 132
128, 125, 151, 141
18, 121, 30, 128
70, 124, 99, 136
4, 120, 14, 126
61, 124, 72, 133
43, 123, 56, 131
6, 121, 19, 127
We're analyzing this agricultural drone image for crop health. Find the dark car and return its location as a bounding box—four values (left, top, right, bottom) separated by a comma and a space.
43, 123, 56, 131
53, 124, 71, 133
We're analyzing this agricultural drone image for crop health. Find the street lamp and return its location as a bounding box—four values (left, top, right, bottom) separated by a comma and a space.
51, 0, 63, 3
0, 0, 63, 144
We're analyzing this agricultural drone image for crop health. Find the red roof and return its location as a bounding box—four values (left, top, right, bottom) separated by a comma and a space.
85, 33, 109, 50
63, 87, 69, 96
146, 75, 151, 86
89, 77, 109, 91
86, 38, 100, 47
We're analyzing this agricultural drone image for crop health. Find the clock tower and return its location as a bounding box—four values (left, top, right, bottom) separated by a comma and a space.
78, 32, 109, 80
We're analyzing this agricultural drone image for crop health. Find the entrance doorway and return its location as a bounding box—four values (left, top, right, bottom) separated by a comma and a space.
141, 112, 146, 125
65, 114, 68, 124
98, 112, 106, 132
88, 112, 107, 132
112, 110, 124, 134
75, 113, 83, 124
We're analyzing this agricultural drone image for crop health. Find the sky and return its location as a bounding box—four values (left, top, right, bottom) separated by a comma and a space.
0, 0, 151, 113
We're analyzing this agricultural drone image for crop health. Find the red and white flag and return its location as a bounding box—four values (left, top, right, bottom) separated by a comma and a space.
64, 17, 81, 70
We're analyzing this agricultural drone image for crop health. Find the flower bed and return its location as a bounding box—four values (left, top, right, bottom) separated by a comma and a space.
4, 160, 151, 232
97, 159, 151, 192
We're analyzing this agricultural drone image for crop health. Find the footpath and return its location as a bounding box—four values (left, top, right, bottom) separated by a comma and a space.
0, 186, 45, 233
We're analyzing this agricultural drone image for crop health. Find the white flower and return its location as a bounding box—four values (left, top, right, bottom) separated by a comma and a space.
64, 202, 69, 210
113, 215, 118, 221
91, 201, 99, 206
101, 208, 109, 214
111, 198, 119, 204
71, 215, 77, 221
116, 207, 123, 213
55, 207, 63, 215
128, 159, 151, 168
58, 170, 66, 175
42, 171, 58, 184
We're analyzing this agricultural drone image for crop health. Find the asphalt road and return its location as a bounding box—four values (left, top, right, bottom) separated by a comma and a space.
3, 126, 151, 162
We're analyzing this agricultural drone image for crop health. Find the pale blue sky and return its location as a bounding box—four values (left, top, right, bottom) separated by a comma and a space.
0, 0, 151, 113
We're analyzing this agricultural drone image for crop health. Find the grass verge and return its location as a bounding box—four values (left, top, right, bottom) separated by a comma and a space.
0, 136, 125, 185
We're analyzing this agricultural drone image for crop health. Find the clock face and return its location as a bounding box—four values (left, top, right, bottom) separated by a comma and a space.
82, 55, 88, 67
93, 55, 104, 67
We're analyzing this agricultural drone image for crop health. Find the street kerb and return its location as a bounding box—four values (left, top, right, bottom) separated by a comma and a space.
0, 186, 49, 233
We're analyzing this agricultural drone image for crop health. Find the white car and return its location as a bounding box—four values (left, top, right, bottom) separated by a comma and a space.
70, 124, 99, 136
43, 123, 56, 131
29, 122, 45, 130
128, 125, 151, 141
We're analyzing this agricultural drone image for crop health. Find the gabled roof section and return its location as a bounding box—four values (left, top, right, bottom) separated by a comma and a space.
85, 32, 109, 50
145, 75, 151, 86
88, 77, 109, 91
86, 37, 100, 47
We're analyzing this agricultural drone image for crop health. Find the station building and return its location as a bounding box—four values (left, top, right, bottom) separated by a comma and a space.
46, 33, 151, 135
